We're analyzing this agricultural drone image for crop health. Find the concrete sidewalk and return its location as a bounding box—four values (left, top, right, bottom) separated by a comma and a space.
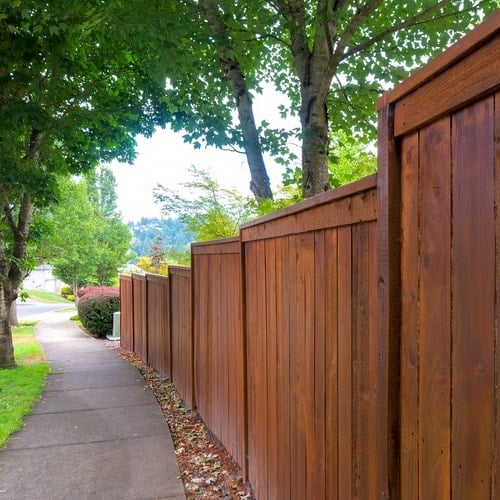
0, 312, 185, 499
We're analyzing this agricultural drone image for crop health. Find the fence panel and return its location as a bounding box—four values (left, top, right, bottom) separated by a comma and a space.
378, 13, 500, 498
146, 274, 171, 379
169, 266, 194, 407
241, 176, 379, 498
131, 274, 147, 364
192, 238, 246, 475
119, 275, 133, 351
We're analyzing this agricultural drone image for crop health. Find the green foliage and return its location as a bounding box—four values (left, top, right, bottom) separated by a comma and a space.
77, 289, 120, 337
154, 166, 258, 242
45, 174, 131, 288
128, 217, 192, 258
60, 286, 72, 298
25, 289, 71, 304
283, 132, 377, 193
0, 1, 169, 366
0, 322, 49, 448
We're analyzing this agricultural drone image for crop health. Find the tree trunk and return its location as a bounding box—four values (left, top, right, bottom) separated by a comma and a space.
0, 135, 37, 368
0, 283, 16, 368
201, 0, 273, 202
9, 300, 19, 327
300, 92, 330, 198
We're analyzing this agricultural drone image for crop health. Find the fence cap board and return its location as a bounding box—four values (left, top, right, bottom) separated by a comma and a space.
145, 273, 169, 283
240, 173, 377, 232
192, 236, 241, 255
377, 10, 500, 110
168, 265, 192, 278
131, 273, 146, 281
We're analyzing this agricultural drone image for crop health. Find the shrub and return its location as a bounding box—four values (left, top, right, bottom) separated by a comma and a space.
77, 289, 120, 337
60, 286, 72, 298
77, 286, 118, 299
67, 294, 75, 302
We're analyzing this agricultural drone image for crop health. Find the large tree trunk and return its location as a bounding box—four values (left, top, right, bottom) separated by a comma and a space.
202, 0, 273, 202
0, 283, 15, 368
0, 131, 38, 368
9, 301, 19, 327
300, 92, 330, 197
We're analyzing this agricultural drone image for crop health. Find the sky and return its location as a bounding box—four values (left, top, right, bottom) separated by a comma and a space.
109, 90, 298, 223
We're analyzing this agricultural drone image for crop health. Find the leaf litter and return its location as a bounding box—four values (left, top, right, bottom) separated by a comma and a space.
109, 343, 255, 499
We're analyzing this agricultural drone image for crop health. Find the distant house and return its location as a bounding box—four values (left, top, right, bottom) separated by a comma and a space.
23, 264, 66, 294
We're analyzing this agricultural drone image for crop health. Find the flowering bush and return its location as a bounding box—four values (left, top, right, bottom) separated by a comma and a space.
77, 286, 118, 298
77, 289, 120, 337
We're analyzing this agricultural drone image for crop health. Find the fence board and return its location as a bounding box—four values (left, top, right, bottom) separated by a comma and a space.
400, 131, 419, 500
495, 90, 500, 499
451, 97, 495, 496
119, 275, 133, 351
418, 117, 452, 499
170, 266, 193, 407
146, 274, 170, 379
132, 274, 147, 363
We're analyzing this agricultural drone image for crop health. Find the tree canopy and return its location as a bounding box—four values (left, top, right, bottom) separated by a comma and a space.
0, 1, 169, 368
112, 0, 496, 199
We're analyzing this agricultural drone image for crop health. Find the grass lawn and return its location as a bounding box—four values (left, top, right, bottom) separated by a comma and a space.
0, 321, 49, 448
24, 289, 71, 304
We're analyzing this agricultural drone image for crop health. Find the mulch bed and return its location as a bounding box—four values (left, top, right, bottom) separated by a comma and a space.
106, 342, 254, 499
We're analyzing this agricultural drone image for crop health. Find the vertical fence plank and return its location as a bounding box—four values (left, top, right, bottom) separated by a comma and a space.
337, 225, 353, 498
418, 117, 452, 499
495, 90, 500, 499
400, 131, 420, 500
276, 236, 291, 499
170, 267, 193, 408
324, 228, 339, 498
264, 239, 278, 500
451, 97, 495, 497
119, 275, 133, 351
312, 231, 327, 498
132, 274, 147, 363
377, 103, 401, 499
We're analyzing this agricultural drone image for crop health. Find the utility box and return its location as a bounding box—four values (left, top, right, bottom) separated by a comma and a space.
106, 311, 121, 341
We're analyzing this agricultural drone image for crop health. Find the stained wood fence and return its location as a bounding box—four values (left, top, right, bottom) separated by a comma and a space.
120, 13, 500, 499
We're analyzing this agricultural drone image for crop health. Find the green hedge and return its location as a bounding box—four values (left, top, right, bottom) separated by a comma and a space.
77, 289, 119, 337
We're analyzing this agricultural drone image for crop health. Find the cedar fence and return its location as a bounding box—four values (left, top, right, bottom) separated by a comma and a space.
120, 14, 500, 499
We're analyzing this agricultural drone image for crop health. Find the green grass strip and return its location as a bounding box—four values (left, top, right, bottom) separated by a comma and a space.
0, 322, 49, 449
24, 289, 71, 304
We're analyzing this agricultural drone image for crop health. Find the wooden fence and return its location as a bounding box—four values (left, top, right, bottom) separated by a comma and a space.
241, 175, 378, 499
378, 13, 500, 498
120, 14, 500, 499
192, 237, 246, 476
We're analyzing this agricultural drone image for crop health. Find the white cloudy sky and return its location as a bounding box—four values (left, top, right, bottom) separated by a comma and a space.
109, 90, 298, 222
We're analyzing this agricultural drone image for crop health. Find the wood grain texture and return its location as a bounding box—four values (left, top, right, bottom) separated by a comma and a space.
146, 275, 170, 378
451, 97, 495, 498
119, 275, 134, 351
394, 36, 500, 136
399, 132, 420, 500
418, 117, 452, 500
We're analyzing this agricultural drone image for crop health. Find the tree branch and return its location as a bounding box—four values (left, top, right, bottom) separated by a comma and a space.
342, 0, 483, 61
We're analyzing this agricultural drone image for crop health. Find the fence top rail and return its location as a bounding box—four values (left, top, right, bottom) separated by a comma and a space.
168, 265, 192, 278
192, 236, 240, 255
240, 173, 377, 233
146, 273, 169, 284
377, 11, 500, 110
131, 273, 146, 281
120, 274, 132, 282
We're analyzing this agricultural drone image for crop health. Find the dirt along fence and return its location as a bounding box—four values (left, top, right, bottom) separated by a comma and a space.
120, 13, 500, 499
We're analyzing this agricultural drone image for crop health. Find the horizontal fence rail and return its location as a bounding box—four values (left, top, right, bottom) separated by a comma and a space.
119, 14, 500, 499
